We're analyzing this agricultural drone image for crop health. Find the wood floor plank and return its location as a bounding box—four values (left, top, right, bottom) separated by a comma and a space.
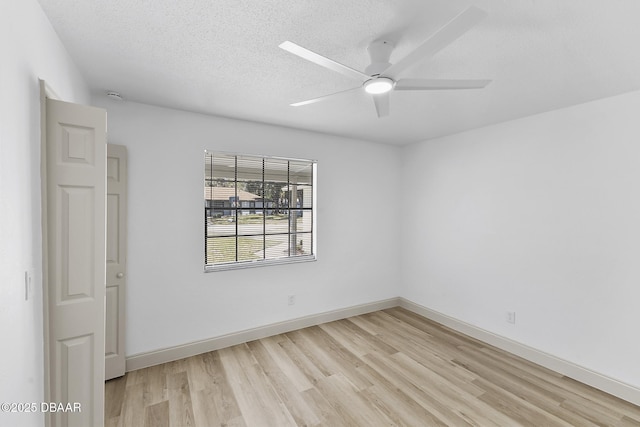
190, 388, 221, 427
477, 389, 565, 427
357, 362, 450, 426
167, 371, 196, 427
219, 344, 297, 426
453, 347, 567, 403
260, 334, 315, 392
106, 308, 640, 426
277, 333, 328, 386
144, 401, 169, 427
117, 383, 145, 427
284, 329, 335, 378
313, 373, 395, 426
105, 415, 120, 427
302, 325, 374, 390
389, 351, 520, 427
105, 375, 127, 419
285, 327, 373, 392
337, 318, 399, 355
472, 376, 579, 427
620, 415, 640, 427
318, 319, 396, 359
467, 367, 599, 427
197, 350, 244, 423
300, 387, 347, 427
246, 339, 322, 426
350, 312, 488, 398
142, 364, 168, 407
185, 354, 210, 393
559, 376, 640, 421
385, 307, 485, 351
559, 396, 627, 427
456, 343, 629, 425
362, 351, 472, 426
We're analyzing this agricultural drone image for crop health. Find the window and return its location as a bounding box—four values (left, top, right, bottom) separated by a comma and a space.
204, 151, 316, 271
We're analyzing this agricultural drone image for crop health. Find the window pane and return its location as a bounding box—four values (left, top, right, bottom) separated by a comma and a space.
237, 210, 264, 236
290, 160, 313, 185
263, 182, 287, 215
264, 213, 290, 235
207, 236, 237, 264
237, 156, 263, 176
205, 185, 237, 205
210, 153, 235, 181
207, 211, 236, 236
209, 208, 233, 220
285, 187, 309, 209
296, 233, 313, 256
295, 210, 313, 233
299, 185, 313, 208
237, 235, 266, 262
281, 186, 312, 208
264, 234, 289, 260
264, 158, 289, 183
237, 156, 263, 200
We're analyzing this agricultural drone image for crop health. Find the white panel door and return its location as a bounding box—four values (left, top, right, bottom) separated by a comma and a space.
105, 144, 127, 380
46, 98, 106, 427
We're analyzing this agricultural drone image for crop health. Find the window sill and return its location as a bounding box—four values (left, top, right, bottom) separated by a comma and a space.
204, 254, 317, 272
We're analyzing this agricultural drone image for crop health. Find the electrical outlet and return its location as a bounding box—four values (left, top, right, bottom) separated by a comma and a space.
288, 295, 296, 306
507, 311, 516, 324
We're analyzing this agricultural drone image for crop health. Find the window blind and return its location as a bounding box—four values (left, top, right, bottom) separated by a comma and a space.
204, 151, 316, 271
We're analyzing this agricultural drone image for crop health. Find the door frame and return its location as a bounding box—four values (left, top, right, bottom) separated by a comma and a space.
39, 79, 58, 421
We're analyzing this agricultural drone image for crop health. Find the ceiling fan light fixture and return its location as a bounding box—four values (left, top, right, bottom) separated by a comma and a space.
364, 77, 394, 95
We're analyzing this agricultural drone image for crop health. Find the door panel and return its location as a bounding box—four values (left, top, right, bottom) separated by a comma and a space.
105, 143, 127, 380
59, 186, 95, 298
46, 98, 106, 427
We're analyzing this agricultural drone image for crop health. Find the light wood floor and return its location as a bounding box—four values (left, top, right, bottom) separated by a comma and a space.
105, 307, 640, 426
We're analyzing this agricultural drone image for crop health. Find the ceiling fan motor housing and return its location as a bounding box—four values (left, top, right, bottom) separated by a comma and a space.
365, 39, 395, 76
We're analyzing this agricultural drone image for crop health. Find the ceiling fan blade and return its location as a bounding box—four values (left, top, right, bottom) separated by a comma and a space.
290, 86, 361, 107
383, 6, 487, 78
395, 78, 491, 90
279, 41, 369, 82
372, 93, 390, 118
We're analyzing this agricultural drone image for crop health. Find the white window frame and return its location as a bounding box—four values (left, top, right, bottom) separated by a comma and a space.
204, 150, 317, 272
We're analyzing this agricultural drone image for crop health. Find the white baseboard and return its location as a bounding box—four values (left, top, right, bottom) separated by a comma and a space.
126, 297, 400, 372
398, 298, 640, 407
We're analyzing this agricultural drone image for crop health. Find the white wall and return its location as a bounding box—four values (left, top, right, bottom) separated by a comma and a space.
0, 1, 90, 426
91, 99, 401, 356
401, 90, 640, 390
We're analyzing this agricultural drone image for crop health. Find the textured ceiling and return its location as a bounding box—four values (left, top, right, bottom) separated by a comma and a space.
37, 0, 640, 145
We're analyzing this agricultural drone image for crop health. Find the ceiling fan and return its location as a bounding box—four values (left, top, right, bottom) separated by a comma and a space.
279, 6, 491, 118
